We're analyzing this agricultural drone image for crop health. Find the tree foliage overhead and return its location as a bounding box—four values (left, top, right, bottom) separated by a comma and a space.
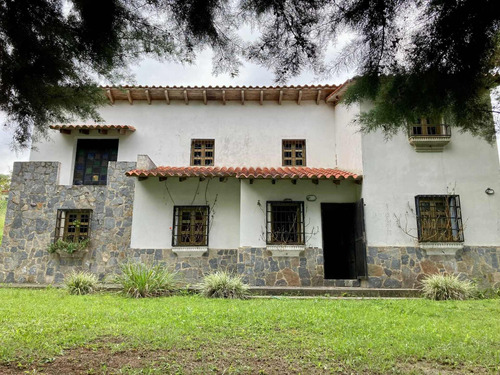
0, 0, 499, 147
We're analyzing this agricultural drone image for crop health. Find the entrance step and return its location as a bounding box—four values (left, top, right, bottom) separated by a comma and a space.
248, 286, 421, 298
323, 279, 360, 287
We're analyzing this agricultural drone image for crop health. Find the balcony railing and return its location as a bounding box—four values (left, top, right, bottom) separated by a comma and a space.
409, 124, 451, 137
408, 124, 451, 152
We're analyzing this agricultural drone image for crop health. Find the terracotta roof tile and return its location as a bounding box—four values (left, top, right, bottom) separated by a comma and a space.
50, 125, 136, 131
126, 166, 361, 180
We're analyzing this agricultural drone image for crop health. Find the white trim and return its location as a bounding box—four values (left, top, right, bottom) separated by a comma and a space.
172, 247, 208, 257
266, 245, 305, 257
419, 242, 463, 256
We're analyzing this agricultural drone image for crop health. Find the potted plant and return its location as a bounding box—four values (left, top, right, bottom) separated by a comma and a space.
47, 238, 90, 258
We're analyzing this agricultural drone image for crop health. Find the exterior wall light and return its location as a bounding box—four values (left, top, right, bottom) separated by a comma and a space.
485, 188, 495, 195
306, 195, 317, 201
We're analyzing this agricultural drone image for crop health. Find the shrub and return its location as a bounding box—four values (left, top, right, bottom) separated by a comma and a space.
115, 263, 178, 298
64, 271, 98, 295
47, 239, 90, 254
199, 271, 249, 299
421, 274, 475, 300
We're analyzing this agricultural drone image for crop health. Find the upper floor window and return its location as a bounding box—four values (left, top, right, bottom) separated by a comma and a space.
415, 195, 464, 242
191, 139, 214, 166
172, 206, 209, 246
266, 201, 305, 245
282, 140, 306, 166
73, 139, 118, 185
55, 209, 92, 242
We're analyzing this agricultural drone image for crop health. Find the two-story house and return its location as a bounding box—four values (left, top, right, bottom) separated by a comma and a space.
1, 83, 499, 288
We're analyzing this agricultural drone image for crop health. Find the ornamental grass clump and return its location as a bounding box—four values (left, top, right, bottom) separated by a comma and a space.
115, 263, 178, 298
199, 271, 249, 299
64, 271, 99, 295
421, 274, 475, 301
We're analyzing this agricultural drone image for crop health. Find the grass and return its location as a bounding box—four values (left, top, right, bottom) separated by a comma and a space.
0, 198, 6, 245
0, 289, 499, 374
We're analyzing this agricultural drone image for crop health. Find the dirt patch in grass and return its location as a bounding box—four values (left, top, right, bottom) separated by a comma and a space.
0, 337, 492, 375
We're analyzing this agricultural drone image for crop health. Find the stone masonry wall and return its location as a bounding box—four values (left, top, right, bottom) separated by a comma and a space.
366, 246, 500, 289
0, 161, 136, 283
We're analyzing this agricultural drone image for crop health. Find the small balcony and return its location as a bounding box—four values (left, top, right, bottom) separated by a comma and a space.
408, 124, 451, 152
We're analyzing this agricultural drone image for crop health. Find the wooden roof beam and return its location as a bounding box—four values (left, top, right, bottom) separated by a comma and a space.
241, 90, 245, 105
106, 89, 114, 105
278, 90, 283, 105
159, 177, 168, 182
184, 90, 189, 105
316, 90, 321, 105
126, 90, 133, 105
203, 90, 207, 105
222, 90, 226, 105
164, 89, 170, 105
259, 90, 264, 105
145, 89, 151, 105
297, 90, 302, 105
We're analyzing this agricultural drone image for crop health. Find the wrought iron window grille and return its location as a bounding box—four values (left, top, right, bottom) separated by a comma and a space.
415, 195, 464, 242
172, 206, 210, 246
266, 201, 305, 245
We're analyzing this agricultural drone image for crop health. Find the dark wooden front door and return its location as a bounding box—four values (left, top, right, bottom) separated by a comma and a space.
321, 201, 367, 279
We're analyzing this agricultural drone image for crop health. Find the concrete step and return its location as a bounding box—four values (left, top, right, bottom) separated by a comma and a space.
247, 286, 422, 298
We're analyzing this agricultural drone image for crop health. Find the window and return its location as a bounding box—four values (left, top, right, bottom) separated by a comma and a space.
54, 209, 92, 242
282, 140, 306, 166
73, 139, 118, 185
172, 206, 209, 246
415, 195, 464, 242
266, 201, 305, 245
191, 139, 215, 166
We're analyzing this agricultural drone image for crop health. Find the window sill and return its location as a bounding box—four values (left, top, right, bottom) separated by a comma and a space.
419, 242, 463, 256
172, 247, 208, 257
266, 245, 305, 257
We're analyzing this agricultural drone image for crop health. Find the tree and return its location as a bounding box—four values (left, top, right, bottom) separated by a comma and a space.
1, 0, 499, 147
0, 173, 10, 193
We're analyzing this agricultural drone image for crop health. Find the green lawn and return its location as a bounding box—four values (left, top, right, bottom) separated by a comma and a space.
0, 198, 6, 245
0, 289, 499, 374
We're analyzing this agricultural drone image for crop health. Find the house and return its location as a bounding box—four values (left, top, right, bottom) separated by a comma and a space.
1, 83, 499, 288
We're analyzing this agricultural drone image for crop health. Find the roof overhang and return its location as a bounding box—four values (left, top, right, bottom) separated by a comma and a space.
126, 166, 362, 183
49, 124, 136, 135
325, 79, 353, 105
102, 85, 341, 105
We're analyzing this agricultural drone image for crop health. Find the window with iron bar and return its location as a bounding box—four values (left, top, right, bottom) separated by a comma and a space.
54, 209, 92, 243
415, 195, 464, 242
172, 206, 209, 246
282, 140, 306, 166
191, 139, 215, 166
266, 201, 305, 245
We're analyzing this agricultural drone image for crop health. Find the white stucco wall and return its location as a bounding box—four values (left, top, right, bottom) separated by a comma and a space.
29, 100, 364, 185
333, 103, 363, 173
130, 178, 240, 249
239, 179, 361, 248
361, 117, 500, 246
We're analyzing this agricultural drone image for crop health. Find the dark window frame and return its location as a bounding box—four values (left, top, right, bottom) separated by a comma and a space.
266, 201, 305, 245
415, 195, 464, 242
190, 139, 215, 166
172, 206, 210, 247
73, 139, 119, 185
282, 139, 306, 166
54, 209, 92, 243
